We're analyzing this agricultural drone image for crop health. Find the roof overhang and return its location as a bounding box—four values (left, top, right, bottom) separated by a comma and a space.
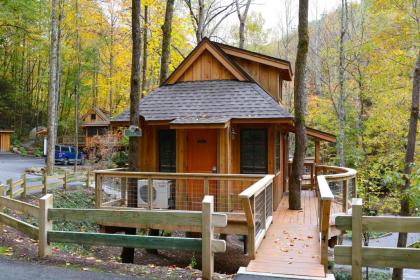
0, 130, 14, 133
289, 126, 336, 143
216, 43, 293, 81
80, 122, 110, 127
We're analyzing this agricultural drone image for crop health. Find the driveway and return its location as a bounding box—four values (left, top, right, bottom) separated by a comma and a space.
0, 257, 143, 280
0, 153, 44, 184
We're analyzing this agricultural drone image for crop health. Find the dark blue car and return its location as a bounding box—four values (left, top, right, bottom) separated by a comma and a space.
55, 145, 85, 165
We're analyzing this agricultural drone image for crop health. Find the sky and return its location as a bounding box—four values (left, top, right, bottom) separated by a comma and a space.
220, 0, 348, 38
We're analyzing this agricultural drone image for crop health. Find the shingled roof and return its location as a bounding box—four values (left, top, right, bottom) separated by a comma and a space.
111, 80, 292, 124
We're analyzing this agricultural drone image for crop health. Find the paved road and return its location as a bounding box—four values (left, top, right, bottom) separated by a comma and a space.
0, 257, 143, 280
0, 153, 44, 183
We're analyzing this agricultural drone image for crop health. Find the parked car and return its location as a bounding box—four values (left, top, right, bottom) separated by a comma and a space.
54, 145, 85, 165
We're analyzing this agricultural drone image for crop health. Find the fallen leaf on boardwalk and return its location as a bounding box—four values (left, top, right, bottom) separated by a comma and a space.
307, 235, 313, 239
298, 250, 303, 254
274, 239, 280, 243
280, 248, 289, 252
283, 230, 288, 234
289, 243, 294, 246
288, 261, 293, 264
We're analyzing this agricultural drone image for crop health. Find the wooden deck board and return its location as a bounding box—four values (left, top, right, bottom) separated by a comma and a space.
245, 191, 328, 278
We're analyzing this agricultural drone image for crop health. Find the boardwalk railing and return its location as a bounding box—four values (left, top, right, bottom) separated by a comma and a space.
0, 193, 226, 280
315, 165, 357, 271
94, 169, 264, 212
0, 170, 93, 199
334, 198, 420, 279
238, 175, 274, 259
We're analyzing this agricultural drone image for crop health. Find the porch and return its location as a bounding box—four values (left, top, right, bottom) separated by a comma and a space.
94, 163, 356, 278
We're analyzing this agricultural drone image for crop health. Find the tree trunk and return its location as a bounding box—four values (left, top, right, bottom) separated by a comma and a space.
55, 0, 63, 142
74, 0, 81, 173
337, 0, 348, 167
392, 51, 420, 280
46, 0, 58, 175
159, 0, 175, 85
121, 0, 141, 264
289, 0, 309, 210
141, 5, 148, 95
109, 13, 115, 116
235, 0, 251, 49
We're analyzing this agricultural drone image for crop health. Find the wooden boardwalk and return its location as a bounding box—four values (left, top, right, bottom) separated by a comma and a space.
245, 191, 328, 278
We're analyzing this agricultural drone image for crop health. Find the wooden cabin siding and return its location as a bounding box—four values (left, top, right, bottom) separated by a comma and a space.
136, 123, 288, 211
178, 50, 236, 82
232, 57, 282, 102
0, 132, 12, 152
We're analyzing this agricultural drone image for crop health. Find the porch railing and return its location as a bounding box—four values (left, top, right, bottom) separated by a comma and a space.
238, 174, 274, 259
315, 165, 357, 271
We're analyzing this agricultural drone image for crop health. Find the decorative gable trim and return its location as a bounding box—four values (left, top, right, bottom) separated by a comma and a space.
164, 38, 251, 85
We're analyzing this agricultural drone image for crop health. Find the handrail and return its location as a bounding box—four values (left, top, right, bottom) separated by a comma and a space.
94, 169, 265, 181
315, 164, 357, 273
238, 175, 275, 198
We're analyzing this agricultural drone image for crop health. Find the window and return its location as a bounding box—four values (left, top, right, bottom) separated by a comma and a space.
98, 128, 107, 135
87, 127, 97, 137
240, 128, 267, 174
275, 132, 281, 173
91, 114, 96, 120
55, 145, 61, 152
158, 130, 176, 172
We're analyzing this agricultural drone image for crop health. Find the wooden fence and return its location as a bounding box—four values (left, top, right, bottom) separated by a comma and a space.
334, 198, 420, 279
0, 193, 226, 279
1, 170, 93, 199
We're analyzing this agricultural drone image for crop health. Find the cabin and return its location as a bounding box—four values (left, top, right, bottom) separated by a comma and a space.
0, 130, 13, 152
100, 38, 353, 279
111, 38, 335, 210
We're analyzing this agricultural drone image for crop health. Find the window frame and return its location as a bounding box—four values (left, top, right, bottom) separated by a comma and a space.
240, 128, 268, 174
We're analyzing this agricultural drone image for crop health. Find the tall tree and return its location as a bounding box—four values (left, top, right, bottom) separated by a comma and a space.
46, 0, 58, 175
141, 5, 149, 94
392, 51, 420, 280
235, 0, 252, 49
121, 0, 141, 264
289, 0, 309, 210
74, 0, 82, 172
337, 0, 348, 166
159, 0, 175, 85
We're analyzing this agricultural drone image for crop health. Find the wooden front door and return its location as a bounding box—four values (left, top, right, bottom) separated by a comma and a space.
187, 129, 217, 210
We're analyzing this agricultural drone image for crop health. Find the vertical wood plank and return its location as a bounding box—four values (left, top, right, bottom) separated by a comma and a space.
352, 177, 357, 198
315, 140, 321, 164
320, 199, 331, 271
148, 178, 153, 210
204, 178, 209, 196
86, 170, 91, 188
39, 194, 53, 257
352, 198, 363, 279
202, 195, 214, 280
242, 196, 256, 259
21, 174, 27, 198
95, 173, 102, 208
42, 169, 47, 195
63, 171, 68, 191
343, 180, 349, 213
121, 177, 127, 206
7, 178, 13, 198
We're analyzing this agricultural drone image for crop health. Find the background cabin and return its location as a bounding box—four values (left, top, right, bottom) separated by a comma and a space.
112, 38, 334, 212
0, 130, 14, 152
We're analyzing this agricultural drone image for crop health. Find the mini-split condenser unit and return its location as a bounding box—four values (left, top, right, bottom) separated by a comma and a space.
137, 180, 171, 209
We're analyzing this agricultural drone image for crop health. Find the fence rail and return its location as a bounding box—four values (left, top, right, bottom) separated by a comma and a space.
334, 198, 420, 279
0, 193, 226, 280
0, 170, 93, 199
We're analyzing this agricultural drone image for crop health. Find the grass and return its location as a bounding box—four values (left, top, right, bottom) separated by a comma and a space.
334, 270, 391, 280
0, 246, 13, 256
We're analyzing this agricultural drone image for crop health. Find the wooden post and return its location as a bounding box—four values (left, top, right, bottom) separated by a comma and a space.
202, 195, 214, 280
63, 171, 68, 191
351, 198, 363, 279
343, 179, 349, 213
352, 177, 357, 198
39, 194, 53, 257
7, 178, 13, 198
147, 178, 153, 209
121, 177, 127, 206
21, 174, 27, 198
320, 199, 331, 271
242, 197, 255, 259
204, 177, 209, 196
95, 173, 102, 208
86, 170, 91, 188
42, 169, 47, 195
315, 140, 321, 164
0, 184, 4, 231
